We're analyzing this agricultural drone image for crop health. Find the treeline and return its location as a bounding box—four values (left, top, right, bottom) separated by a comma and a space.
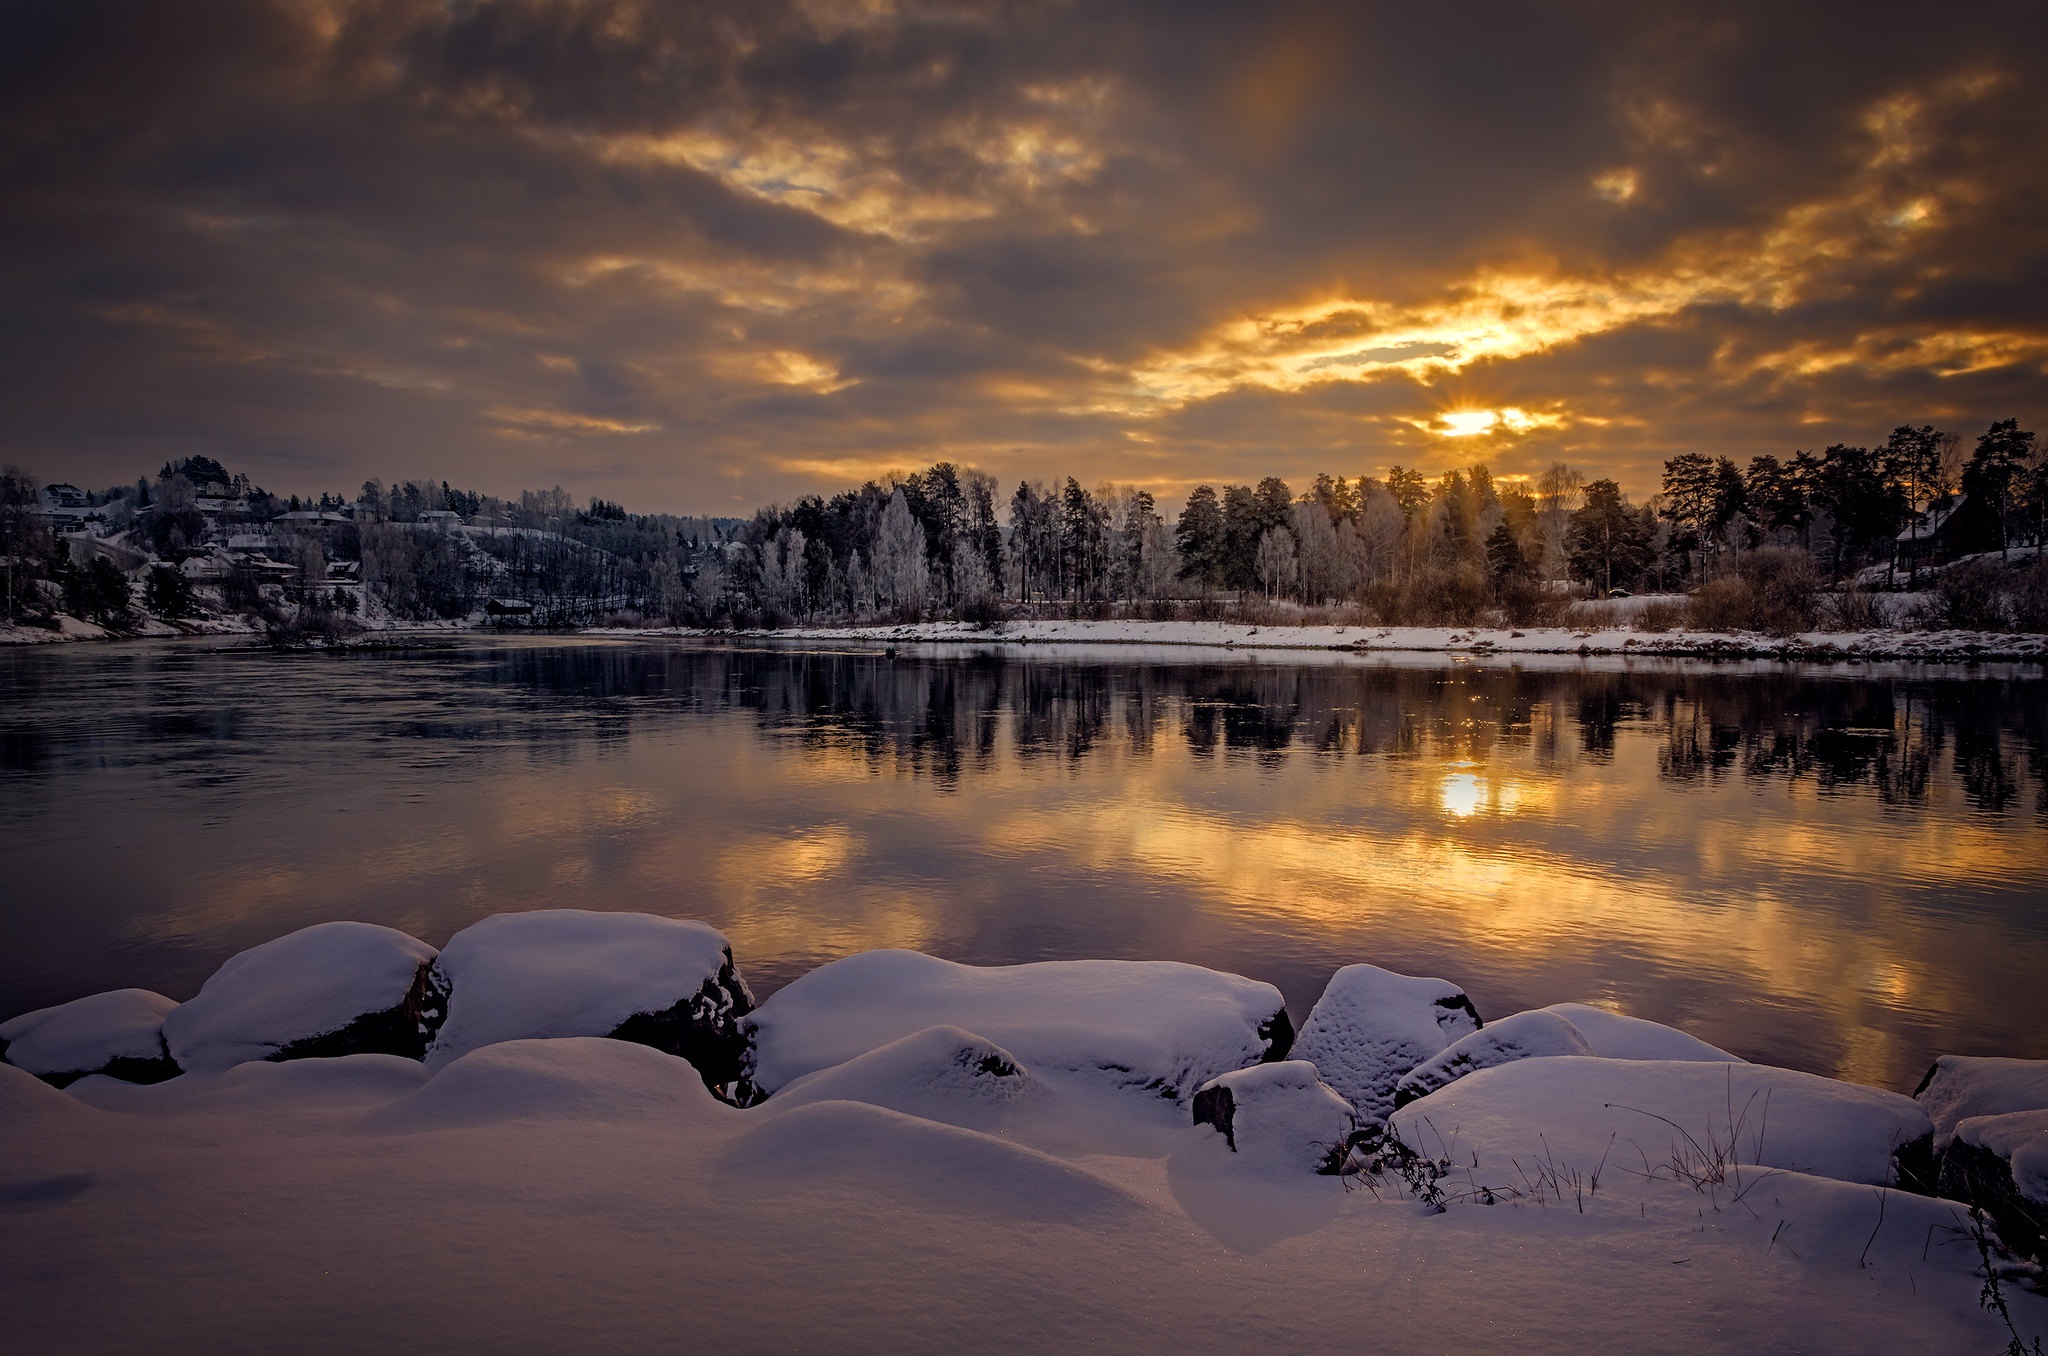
4, 417, 2043, 638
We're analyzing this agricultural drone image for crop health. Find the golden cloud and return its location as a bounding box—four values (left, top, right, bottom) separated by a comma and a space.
485, 407, 662, 437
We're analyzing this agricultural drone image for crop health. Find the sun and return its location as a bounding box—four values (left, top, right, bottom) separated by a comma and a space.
1419, 406, 1552, 438
1437, 410, 1501, 437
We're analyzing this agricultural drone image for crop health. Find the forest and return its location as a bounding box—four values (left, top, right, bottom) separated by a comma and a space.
1, 419, 2043, 639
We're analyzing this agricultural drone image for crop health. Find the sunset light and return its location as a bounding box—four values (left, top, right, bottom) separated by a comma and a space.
3, 4, 2046, 1352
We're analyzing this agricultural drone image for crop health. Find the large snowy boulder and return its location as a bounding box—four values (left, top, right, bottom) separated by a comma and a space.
1914, 1055, 2048, 1151
1, 989, 181, 1087
763, 1025, 1042, 1131
1538, 1003, 1739, 1062
1392, 1009, 1595, 1110
1390, 1005, 1743, 1110
164, 923, 443, 1074
1938, 1109, 2048, 1261
738, 950, 1291, 1105
1191, 1061, 1356, 1174
1388, 1057, 1933, 1189
424, 911, 753, 1092
1290, 963, 1481, 1124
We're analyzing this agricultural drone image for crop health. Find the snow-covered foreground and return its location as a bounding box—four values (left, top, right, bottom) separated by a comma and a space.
615, 617, 2048, 663
0, 1044, 2032, 1355
5, 918, 2046, 1354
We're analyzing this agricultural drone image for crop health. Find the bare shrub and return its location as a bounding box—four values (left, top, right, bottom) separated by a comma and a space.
1825, 585, 1888, 631
2012, 557, 2048, 633
1499, 576, 1571, 627
1688, 549, 1820, 636
1634, 598, 1690, 632
1360, 567, 1491, 627
1936, 559, 2012, 631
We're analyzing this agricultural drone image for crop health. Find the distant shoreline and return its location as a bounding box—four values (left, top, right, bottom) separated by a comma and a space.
595, 618, 2048, 664
8, 615, 2045, 664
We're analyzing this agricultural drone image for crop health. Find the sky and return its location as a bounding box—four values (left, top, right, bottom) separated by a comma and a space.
2, 0, 2044, 515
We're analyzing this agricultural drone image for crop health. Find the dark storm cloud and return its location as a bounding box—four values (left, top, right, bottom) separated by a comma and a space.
1, 0, 2043, 510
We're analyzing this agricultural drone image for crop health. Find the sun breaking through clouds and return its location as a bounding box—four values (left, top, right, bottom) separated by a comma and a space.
1, 0, 2043, 511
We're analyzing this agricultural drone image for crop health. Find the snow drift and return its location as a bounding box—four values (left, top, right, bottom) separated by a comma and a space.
1388, 1056, 1934, 1189
738, 949, 1291, 1104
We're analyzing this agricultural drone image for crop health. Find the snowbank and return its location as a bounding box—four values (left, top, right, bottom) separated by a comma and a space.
1390, 1005, 1743, 1109
373, 1037, 736, 1133
425, 911, 753, 1089
1538, 1002, 1741, 1062
0, 988, 179, 1087
1190, 1060, 1356, 1174
762, 1025, 1043, 1131
2, 990, 2043, 1353
163, 922, 441, 1074
1290, 963, 1481, 1124
1915, 1054, 2048, 1150
615, 617, 2048, 663
739, 949, 1290, 1103
1388, 1057, 1933, 1189
1392, 1009, 1595, 1109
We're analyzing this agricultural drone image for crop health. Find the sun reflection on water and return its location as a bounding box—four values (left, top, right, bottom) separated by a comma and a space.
1439, 771, 1484, 817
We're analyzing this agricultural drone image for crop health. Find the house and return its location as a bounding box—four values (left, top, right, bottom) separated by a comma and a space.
419, 510, 461, 530
32, 485, 101, 529
271, 510, 351, 528
180, 550, 233, 580
484, 598, 535, 620
1894, 495, 1994, 570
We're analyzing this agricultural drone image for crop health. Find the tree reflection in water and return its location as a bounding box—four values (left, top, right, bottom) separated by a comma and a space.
0, 637, 2042, 1094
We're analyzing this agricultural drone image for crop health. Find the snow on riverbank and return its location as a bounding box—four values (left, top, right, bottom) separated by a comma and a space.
1, 1032, 2035, 1355
6, 918, 2047, 1353
607, 617, 2048, 662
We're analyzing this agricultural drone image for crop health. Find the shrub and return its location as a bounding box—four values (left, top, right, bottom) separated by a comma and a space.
2012, 557, 2048, 633
1935, 559, 2011, 631
1825, 584, 1888, 631
1498, 575, 1571, 627
1634, 598, 1690, 632
961, 594, 1007, 628
1688, 548, 1820, 636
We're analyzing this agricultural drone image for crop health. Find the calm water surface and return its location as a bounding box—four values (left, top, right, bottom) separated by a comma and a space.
3, 635, 2044, 1092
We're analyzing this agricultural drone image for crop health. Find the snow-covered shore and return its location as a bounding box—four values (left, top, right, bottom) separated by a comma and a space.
5, 914, 2044, 1354
8, 610, 2043, 662
607, 617, 2048, 663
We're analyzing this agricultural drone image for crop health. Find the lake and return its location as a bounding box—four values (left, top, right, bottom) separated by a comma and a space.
2, 635, 2043, 1092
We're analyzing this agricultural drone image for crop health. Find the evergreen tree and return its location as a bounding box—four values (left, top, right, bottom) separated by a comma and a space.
1174, 485, 1225, 597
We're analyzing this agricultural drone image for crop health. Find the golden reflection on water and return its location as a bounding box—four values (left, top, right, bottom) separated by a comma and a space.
2, 640, 2043, 1092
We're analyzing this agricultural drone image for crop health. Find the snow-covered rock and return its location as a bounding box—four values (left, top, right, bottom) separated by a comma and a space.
0, 989, 180, 1087
1914, 1055, 2048, 1151
1388, 1057, 1933, 1189
1291, 963, 1481, 1124
1538, 1003, 1740, 1062
1939, 1108, 2048, 1261
1191, 1060, 1356, 1174
764, 1025, 1042, 1130
163, 923, 442, 1074
738, 949, 1291, 1104
1392, 1009, 1595, 1109
424, 911, 753, 1090
1391, 1006, 1743, 1110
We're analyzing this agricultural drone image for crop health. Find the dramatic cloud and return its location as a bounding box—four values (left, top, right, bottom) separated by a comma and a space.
2, 0, 2043, 510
